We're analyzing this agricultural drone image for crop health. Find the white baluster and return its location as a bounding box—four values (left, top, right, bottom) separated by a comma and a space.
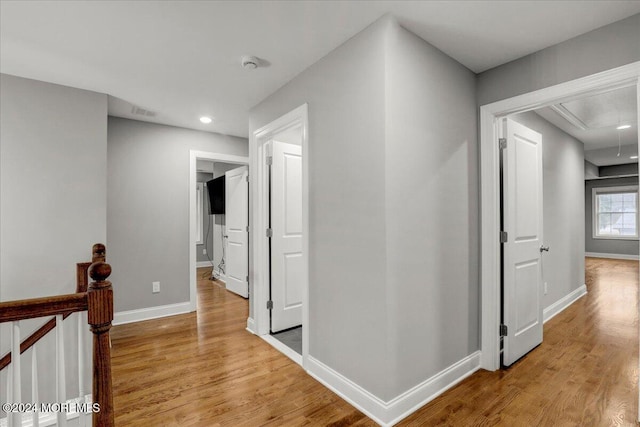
31, 346, 39, 427
77, 312, 86, 427
55, 315, 67, 427
11, 321, 21, 427
6, 359, 13, 427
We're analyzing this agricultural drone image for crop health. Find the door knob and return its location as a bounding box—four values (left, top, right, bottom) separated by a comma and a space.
540, 245, 550, 253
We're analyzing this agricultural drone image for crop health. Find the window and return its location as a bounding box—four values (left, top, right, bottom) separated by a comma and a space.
196, 182, 204, 244
593, 185, 639, 239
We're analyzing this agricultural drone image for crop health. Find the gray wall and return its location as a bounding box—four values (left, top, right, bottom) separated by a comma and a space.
107, 117, 248, 312
251, 17, 390, 399
585, 176, 640, 256
250, 16, 479, 401
477, 13, 640, 106
0, 73, 106, 409
512, 111, 586, 308
384, 21, 478, 398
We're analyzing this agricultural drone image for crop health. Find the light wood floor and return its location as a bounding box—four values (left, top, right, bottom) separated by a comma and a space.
111, 259, 638, 426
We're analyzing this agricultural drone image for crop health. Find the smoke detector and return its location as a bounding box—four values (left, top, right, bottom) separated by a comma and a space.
241, 56, 259, 70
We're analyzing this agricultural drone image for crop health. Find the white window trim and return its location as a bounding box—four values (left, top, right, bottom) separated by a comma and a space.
592, 185, 639, 240
196, 182, 204, 245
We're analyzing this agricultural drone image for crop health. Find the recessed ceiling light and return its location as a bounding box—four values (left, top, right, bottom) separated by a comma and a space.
631, 155, 638, 159
200, 116, 212, 124
617, 124, 631, 130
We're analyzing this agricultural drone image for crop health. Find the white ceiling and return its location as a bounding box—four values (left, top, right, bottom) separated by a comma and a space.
535, 85, 638, 166
2, 1, 640, 138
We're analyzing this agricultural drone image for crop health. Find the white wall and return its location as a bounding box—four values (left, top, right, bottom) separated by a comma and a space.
384, 22, 478, 398
511, 111, 585, 308
1, 73, 106, 410
107, 117, 247, 313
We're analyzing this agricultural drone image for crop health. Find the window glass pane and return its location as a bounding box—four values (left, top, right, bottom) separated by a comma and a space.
610, 196, 623, 212
623, 193, 637, 212
621, 213, 637, 235
610, 213, 623, 235
598, 213, 611, 234
598, 194, 611, 212
623, 192, 636, 204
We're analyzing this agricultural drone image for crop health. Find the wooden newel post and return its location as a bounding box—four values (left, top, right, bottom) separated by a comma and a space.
88, 261, 114, 427
92, 243, 106, 263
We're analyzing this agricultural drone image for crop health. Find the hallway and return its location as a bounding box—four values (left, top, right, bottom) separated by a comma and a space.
110, 259, 638, 426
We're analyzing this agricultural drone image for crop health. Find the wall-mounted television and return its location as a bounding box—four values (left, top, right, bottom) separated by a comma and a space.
206, 176, 225, 214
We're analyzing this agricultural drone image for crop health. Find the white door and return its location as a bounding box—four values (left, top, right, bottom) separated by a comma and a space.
502, 118, 544, 366
270, 141, 303, 332
225, 166, 249, 298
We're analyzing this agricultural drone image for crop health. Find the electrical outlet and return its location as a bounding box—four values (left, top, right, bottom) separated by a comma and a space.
544, 282, 548, 295
152, 281, 160, 293
202, 249, 207, 255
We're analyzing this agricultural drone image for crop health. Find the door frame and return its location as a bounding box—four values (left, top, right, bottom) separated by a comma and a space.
189, 150, 250, 312
480, 61, 640, 372
250, 104, 309, 368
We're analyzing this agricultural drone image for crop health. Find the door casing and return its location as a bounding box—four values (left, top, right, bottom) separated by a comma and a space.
479, 61, 640, 372
250, 104, 309, 368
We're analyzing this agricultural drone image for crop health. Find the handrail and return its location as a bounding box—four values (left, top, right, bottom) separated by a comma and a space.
0, 243, 105, 370
0, 293, 88, 323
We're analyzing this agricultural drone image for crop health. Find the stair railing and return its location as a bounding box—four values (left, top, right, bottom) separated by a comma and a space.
0, 243, 114, 427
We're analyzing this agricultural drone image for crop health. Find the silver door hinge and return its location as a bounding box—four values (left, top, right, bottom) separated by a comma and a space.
267, 300, 273, 310
266, 228, 273, 238
500, 231, 508, 243
499, 138, 507, 150
500, 324, 508, 337
246, 226, 250, 232
246, 175, 249, 183
246, 275, 249, 283
266, 156, 273, 166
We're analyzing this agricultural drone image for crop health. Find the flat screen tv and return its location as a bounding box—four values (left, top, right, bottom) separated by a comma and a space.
206, 176, 225, 214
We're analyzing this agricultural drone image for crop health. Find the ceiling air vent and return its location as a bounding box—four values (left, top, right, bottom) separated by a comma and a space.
131, 106, 157, 118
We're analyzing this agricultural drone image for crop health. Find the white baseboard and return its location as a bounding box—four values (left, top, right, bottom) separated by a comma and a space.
586, 252, 639, 261
543, 284, 587, 323
261, 334, 303, 366
113, 301, 192, 326
246, 317, 257, 334
195, 264, 227, 282
306, 351, 481, 426
196, 261, 214, 268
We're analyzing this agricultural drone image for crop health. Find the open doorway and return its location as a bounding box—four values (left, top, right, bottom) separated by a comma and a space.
267, 126, 304, 356
250, 104, 309, 367
480, 63, 640, 371
196, 160, 250, 295
497, 84, 639, 367
189, 151, 249, 312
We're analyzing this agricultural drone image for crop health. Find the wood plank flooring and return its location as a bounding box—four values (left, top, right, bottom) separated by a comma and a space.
111, 259, 638, 426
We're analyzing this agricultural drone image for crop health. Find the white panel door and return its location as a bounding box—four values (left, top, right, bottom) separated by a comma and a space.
270, 141, 303, 332
502, 118, 544, 366
225, 166, 249, 298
